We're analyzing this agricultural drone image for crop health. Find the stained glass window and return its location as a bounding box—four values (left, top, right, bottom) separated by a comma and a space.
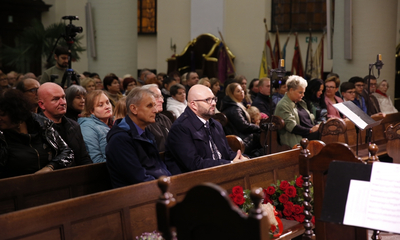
271, 0, 334, 33
137, 0, 157, 34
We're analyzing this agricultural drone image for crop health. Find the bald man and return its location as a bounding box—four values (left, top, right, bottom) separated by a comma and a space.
38, 83, 92, 166
165, 85, 247, 175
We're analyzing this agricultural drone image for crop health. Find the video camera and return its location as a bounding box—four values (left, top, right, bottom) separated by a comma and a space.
62, 16, 83, 43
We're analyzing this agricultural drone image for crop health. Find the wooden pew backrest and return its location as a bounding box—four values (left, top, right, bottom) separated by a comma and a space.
0, 162, 111, 214
156, 177, 270, 240
299, 141, 368, 240
0, 148, 300, 240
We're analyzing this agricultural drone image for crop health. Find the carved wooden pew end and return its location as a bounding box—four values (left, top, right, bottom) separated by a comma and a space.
156, 176, 271, 240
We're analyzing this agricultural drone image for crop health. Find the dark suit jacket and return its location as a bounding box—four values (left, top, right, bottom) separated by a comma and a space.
165, 107, 236, 175
252, 93, 276, 117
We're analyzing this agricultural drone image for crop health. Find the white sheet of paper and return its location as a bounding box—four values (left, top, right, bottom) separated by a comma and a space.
343, 162, 400, 234
334, 103, 368, 129
343, 180, 370, 227
366, 162, 400, 234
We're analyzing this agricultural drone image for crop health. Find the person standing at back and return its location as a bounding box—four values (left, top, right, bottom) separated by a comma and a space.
40, 47, 71, 87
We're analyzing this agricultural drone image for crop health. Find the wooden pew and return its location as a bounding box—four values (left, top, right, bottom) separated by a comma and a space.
0, 162, 112, 214
260, 115, 291, 154
385, 122, 400, 163
156, 177, 271, 240
299, 139, 369, 240
326, 112, 400, 160
0, 148, 303, 240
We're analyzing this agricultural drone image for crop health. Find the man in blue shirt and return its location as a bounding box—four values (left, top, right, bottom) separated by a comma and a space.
106, 87, 171, 188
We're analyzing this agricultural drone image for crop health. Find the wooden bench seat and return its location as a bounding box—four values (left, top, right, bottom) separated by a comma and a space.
0, 148, 305, 240
0, 162, 112, 214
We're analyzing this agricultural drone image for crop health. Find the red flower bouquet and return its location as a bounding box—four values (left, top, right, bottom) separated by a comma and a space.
263, 175, 313, 223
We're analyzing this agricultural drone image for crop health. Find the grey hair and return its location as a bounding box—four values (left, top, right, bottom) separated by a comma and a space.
286, 75, 307, 91
65, 85, 87, 107
141, 84, 159, 93
126, 87, 155, 113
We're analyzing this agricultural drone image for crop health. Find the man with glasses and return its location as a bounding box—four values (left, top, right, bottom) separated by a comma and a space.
165, 84, 247, 175
348, 77, 367, 113
142, 84, 172, 152
16, 78, 41, 113
361, 75, 381, 116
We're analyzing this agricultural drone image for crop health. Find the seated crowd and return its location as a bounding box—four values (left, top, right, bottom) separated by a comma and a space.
0, 56, 397, 187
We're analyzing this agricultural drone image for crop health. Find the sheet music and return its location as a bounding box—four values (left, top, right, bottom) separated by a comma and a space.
344, 162, 400, 234
334, 103, 367, 129
343, 180, 370, 227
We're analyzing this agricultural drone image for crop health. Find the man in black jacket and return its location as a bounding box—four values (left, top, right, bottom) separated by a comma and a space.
252, 77, 276, 117
38, 83, 92, 166
165, 85, 247, 175
142, 84, 172, 152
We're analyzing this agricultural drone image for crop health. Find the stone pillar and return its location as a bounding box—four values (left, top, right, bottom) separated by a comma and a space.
333, 0, 397, 100
87, 0, 137, 78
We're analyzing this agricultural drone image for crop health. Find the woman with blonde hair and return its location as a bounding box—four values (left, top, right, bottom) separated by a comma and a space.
80, 78, 96, 93
235, 75, 252, 108
220, 83, 261, 155
78, 90, 113, 163
113, 96, 127, 121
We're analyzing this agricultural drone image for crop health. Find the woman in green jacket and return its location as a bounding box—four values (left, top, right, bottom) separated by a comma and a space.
274, 75, 320, 148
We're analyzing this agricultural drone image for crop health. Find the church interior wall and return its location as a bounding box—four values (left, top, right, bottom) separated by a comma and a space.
39, 0, 399, 100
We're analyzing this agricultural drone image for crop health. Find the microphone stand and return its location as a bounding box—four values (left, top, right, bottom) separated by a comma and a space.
365, 54, 383, 146
263, 59, 286, 155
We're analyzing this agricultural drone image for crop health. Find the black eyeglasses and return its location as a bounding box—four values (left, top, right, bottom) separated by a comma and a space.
25, 88, 39, 93
193, 97, 218, 104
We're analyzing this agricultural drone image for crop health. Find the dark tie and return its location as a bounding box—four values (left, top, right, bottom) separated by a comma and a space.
205, 121, 221, 160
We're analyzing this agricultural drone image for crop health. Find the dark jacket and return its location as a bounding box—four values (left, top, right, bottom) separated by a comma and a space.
106, 116, 171, 188
147, 113, 172, 152
220, 96, 260, 145
165, 107, 236, 175
41, 113, 92, 166
0, 113, 74, 178
360, 89, 381, 116
252, 93, 276, 117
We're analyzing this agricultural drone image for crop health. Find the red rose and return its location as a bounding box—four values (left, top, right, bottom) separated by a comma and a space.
266, 186, 276, 195
276, 210, 283, 218
285, 186, 297, 198
283, 208, 293, 217
296, 176, 304, 188
278, 194, 289, 204
232, 186, 243, 196
311, 216, 315, 225
284, 201, 293, 210
293, 204, 303, 215
294, 214, 305, 223
263, 194, 273, 204
280, 180, 289, 191
233, 194, 245, 205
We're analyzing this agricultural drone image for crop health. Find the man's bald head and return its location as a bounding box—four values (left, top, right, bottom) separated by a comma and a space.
38, 82, 67, 123
188, 85, 216, 120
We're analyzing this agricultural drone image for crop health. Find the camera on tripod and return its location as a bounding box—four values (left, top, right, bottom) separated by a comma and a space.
62, 16, 83, 43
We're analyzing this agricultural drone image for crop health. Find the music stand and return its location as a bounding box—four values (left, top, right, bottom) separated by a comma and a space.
333, 101, 381, 156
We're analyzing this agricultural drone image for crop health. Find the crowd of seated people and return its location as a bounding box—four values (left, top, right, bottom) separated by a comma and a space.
1, 60, 399, 188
